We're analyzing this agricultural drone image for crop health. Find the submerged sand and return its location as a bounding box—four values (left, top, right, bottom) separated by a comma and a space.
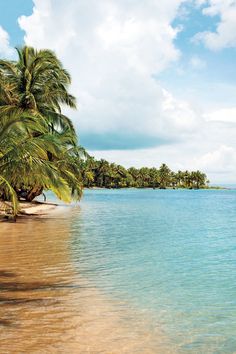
0, 206, 174, 353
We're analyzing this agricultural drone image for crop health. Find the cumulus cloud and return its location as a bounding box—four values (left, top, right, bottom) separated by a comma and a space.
194, 0, 236, 50
89, 115, 236, 182
18, 0, 201, 150
0, 26, 14, 58
90, 138, 236, 183
194, 145, 236, 175
16, 0, 236, 182
204, 107, 236, 123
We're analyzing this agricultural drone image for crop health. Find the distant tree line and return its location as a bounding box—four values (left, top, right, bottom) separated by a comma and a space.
79, 157, 209, 189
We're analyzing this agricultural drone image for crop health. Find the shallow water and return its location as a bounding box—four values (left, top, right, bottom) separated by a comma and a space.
0, 189, 236, 353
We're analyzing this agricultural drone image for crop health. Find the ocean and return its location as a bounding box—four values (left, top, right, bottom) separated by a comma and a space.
0, 188, 235, 353
76, 189, 236, 353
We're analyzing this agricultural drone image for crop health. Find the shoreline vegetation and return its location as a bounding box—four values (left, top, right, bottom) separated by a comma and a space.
87, 185, 226, 190
0, 46, 212, 220
0, 46, 84, 219
79, 158, 209, 189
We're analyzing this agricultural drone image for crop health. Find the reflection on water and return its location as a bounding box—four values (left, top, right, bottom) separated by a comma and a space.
0, 207, 171, 354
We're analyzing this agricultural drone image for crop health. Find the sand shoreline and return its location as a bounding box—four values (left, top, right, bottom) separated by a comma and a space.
0, 201, 58, 220
0, 200, 174, 353
0, 219, 172, 353
19, 201, 58, 215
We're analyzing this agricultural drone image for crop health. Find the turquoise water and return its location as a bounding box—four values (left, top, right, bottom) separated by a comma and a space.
69, 189, 236, 353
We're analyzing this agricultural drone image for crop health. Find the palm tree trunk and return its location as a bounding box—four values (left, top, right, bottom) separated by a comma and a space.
25, 186, 43, 202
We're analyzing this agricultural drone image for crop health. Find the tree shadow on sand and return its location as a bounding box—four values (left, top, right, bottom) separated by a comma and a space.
0, 269, 78, 327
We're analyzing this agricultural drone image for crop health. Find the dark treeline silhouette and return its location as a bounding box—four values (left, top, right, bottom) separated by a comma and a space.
79, 157, 209, 189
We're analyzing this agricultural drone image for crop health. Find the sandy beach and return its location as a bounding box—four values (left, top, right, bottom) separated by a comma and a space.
0, 201, 57, 220
18, 201, 57, 215
0, 212, 173, 353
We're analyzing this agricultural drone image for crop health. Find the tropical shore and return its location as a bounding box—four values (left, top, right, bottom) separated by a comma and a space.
0, 201, 57, 220
0, 214, 172, 354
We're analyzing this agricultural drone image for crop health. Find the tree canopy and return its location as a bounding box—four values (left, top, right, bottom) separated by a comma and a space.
0, 46, 84, 216
78, 157, 209, 189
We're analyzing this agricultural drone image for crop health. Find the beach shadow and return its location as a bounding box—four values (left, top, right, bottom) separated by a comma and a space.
0, 280, 81, 292
0, 319, 12, 327
0, 296, 60, 306
0, 271, 69, 327
0, 270, 17, 278
0, 296, 60, 328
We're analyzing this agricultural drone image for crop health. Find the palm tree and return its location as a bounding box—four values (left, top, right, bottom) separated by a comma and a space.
94, 159, 111, 187
78, 157, 209, 191
175, 170, 184, 188
0, 113, 83, 215
158, 163, 171, 189
0, 46, 76, 124
191, 170, 207, 189
0, 46, 83, 214
128, 167, 139, 187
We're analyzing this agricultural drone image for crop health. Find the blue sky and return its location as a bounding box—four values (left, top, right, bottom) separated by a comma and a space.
0, 0, 32, 47
1, 0, 236, 183
162, 2, 236, 108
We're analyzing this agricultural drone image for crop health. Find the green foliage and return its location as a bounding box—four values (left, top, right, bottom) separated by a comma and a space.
79, 157, 209, 190
0, 46, 83, 216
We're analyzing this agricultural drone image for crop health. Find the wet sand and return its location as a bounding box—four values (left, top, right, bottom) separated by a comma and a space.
0, 208, 174, 353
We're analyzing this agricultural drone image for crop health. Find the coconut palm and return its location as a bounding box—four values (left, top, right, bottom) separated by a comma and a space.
0, 46, 76, 127
79, 156, 209, 190
0, 112, 83, 216
0, 46, 83, 214
158, 163, 171, 189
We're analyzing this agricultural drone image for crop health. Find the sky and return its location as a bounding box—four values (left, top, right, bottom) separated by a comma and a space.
1, 0, 236, 183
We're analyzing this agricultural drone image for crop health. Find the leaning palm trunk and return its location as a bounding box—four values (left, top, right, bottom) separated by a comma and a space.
0, 46, 84, 216
0, 176, 19, 217
25, 186, 44, 202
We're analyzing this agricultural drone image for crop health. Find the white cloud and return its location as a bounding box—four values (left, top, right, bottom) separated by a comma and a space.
0, 26, 14, 58
17, 0, 236, 183
204, 107, 236, 123
18, 0, 201, 149
90, 137, 236, 183
194, 145, 236, 175
89, 117, 236, 183
194, 0, 236, 50
195, 0, 208, 5
190, 55, 206, 69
